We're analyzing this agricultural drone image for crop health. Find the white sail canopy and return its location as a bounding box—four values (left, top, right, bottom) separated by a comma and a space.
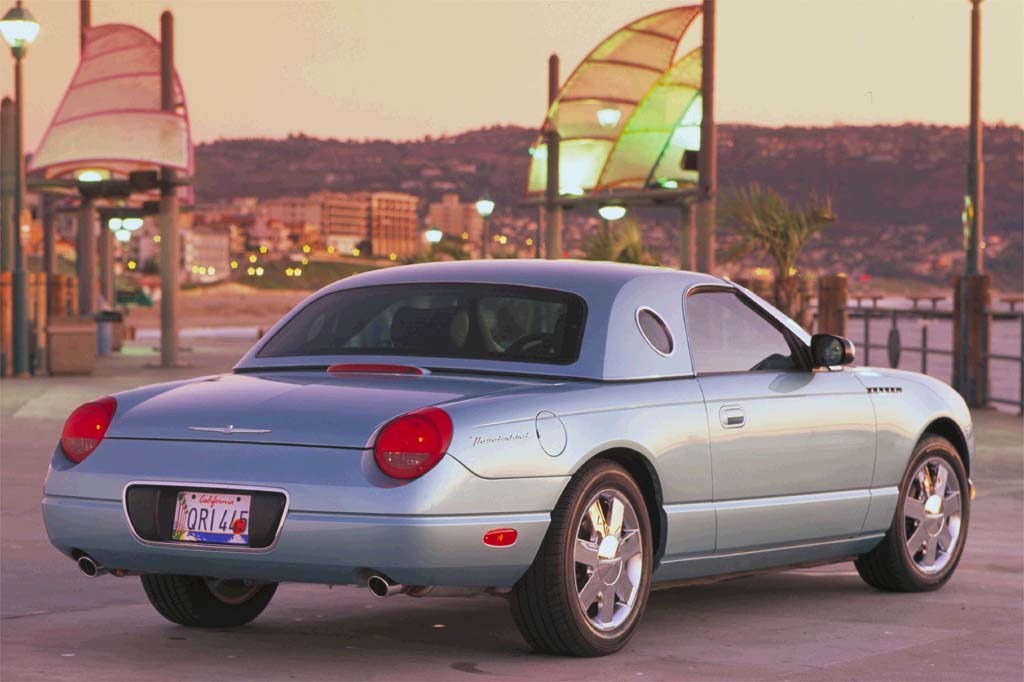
29, 23, 192, 188
526, 5, 702, 198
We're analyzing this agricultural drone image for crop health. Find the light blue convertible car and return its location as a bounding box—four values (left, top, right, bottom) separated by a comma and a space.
43, 260, 973, 656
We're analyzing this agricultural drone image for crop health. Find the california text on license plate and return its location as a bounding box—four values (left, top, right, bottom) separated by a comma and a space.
172, 491, 251, 545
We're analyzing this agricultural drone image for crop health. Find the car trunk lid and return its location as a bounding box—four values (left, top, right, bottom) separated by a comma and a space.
106, 370, 551, 449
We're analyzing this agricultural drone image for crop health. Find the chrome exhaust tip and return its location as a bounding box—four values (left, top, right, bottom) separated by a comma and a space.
76, 555, 108, 578
367, 574, 403, 598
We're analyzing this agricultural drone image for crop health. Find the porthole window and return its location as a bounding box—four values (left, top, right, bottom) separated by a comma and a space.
636, 307, 674, 356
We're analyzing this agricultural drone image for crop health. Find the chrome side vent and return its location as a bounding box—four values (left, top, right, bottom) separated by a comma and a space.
867, 386, 903, 394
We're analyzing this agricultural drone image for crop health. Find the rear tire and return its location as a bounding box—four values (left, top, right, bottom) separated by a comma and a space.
141, 575, 277, 627
510, 460, 653, 657
855, 435, 969, 592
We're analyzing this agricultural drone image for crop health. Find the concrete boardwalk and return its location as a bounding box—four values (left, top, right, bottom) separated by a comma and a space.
2, 340, 1022, 681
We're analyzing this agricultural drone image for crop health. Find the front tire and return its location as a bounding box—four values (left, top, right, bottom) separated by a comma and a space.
855, 435, 970, 591
510, 460, 653, 657
141, 575, 277, 627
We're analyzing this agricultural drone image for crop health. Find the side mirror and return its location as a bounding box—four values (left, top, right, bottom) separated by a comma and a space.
811, 333, 855, 368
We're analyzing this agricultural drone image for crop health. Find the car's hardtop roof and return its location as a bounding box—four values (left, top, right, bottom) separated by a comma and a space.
320, 259, 725, 296
237, 260, 742, 381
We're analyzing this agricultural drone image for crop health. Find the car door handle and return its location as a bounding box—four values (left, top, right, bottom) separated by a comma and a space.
720, 406, 745, 428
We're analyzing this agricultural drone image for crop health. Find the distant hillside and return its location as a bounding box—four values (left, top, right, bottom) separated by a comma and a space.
194, 123, 1023, 288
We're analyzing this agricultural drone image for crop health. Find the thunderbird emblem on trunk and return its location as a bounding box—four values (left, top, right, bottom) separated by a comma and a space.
187, 425, 272, 434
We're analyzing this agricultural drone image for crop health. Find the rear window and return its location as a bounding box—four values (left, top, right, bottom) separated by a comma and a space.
257, 283, 587, 365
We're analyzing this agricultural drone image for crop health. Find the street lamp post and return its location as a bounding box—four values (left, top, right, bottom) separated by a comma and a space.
1, 0, 40, 376
475, 196, 495, 259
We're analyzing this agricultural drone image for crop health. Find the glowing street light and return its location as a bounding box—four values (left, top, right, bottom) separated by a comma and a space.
76, 168, 109, 183
475, 196, 495, 259
424, 228, 443, 244
0, 1, 38, 48
123, 217, 144, 231
474, 198, 495, 218
598, 205, 627, 221
114, 229, 131, 242
596, 108, 622, 128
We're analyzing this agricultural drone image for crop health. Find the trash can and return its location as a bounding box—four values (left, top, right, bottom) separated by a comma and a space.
96, 310, 121, 356
46, 316, 97, 375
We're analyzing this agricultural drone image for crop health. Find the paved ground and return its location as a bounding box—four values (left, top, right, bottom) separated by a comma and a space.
2, 339, 1022, 681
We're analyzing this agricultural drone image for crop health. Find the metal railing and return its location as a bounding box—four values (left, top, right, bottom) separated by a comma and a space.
983, 308, 1024, 414
842, 301, 1023, 415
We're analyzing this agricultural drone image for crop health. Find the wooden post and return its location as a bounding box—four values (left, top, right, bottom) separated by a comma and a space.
0, 272, 10, 376
817, 274, 848, 336
31, 272, 47, 372
952, 274, 990, 407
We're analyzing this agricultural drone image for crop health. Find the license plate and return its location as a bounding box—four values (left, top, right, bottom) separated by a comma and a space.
172, 491, 251, 545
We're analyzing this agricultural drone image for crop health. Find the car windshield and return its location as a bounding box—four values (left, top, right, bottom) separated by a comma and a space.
257, 283, 587, 365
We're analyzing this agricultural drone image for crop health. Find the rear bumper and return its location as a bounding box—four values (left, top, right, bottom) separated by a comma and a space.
41, 438, 566, 587
43, 494, 549, 586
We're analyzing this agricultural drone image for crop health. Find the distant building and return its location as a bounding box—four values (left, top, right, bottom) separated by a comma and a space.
317, 192, 369, 254
427, 193, 482, 256
261, 196, 323, 226
366, 192, 420, 259
316, 191, 420, 259
183, 226, 231, 284
243, 191, 421, 259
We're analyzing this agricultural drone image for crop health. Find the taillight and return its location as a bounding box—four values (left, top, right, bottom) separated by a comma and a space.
60, 396, 117, 463
374, 407, 452, 479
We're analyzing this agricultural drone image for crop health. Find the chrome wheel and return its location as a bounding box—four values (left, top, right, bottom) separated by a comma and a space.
205, 578, 263, 605
904, 456, 963, 575
573, 488, 643, 632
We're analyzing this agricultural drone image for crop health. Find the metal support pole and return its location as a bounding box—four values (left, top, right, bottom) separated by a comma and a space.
480, 215, 489, 259
159, 10, 180, 367
544, 53, 562, 260
42, 192, 55, 373
0, 97, 12, 273
696, 0, 717, 274
678, 202, 696, 270
965, 0, 984, 277
79, 0, 90, 53
956, 0, 985, 399
98, 220, 113, 305
535, 208, 543, 258
41, 193, 55, 277
11, 47, 29, 375
77, 197, 96, 314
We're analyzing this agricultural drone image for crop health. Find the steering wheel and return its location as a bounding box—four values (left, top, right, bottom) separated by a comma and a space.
505, 333, 557, 357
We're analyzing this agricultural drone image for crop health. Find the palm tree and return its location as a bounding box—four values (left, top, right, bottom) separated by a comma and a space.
583, 218, 658, 266
718, 184, 835, 323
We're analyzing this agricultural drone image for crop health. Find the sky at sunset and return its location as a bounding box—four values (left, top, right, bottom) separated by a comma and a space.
3, 0, 1022, 151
